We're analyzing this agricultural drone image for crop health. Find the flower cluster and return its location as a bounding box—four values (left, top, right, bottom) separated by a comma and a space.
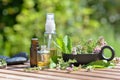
55, 58, 79, 72
73, 36, 107, 54
93, 36, 107, 53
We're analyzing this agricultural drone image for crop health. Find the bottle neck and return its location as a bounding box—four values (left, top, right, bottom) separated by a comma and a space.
44, 34, 56, 49
31, 38, 40, 49
38, 45, 50, 54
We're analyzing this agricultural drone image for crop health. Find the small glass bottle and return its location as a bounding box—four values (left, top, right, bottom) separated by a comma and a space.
37, 45, 50, 67
30, 38, 39, 67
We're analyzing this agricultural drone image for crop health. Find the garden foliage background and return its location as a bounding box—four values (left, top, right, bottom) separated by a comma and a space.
0, 0, 120, 57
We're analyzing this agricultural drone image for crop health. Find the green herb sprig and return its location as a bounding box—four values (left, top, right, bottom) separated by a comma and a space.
76, 36, 107, 54
0, 59, 7, 68
55, 35, 72, 54
24, 67, 42, 72
56, 58, 76, 70
85, 60, 115, 69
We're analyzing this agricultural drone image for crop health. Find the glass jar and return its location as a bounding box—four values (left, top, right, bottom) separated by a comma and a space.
37, 45, 50, 67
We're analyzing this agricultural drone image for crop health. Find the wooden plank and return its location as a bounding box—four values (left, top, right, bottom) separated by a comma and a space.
44, 69, 118, 80
14, 67, 113, 80
1, 68, 111, 80
72, 71, 120, 79
0, 69, 76, 80
6, 65, 119, 80
91, 70, 120, 76
0, 77, 18, 80
98, 68, 120, 73
0, 73, 43, 80
31, 69, 112, 80
2, 60, 120, 80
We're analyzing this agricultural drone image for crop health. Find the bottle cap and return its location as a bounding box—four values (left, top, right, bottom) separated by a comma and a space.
32, 38, 38, 40
45, 13, 56, 34
31, 38, 39, 46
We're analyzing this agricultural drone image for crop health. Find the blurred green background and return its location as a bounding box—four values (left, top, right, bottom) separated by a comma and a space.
0, 0, 120, 57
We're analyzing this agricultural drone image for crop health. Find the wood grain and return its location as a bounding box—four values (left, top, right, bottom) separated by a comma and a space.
0, 62, 120, 80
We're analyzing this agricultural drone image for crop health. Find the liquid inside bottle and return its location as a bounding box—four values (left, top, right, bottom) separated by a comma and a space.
37, 45, 50, 67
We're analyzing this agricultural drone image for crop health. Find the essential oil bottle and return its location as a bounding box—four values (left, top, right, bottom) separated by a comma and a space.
37, 45, 50, 67
30, 38, 39, 67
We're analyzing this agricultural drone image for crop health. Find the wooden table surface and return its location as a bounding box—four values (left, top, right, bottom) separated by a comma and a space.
0, 62, 120, 80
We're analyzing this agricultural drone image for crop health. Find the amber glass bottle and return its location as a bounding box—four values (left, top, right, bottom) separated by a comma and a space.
30, 38, 39, 67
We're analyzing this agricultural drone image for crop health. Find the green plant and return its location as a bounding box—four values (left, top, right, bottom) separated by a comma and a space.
77, 39, 96, 54
85, 60, 115, 69
0, 59, 7, 68
49, 58, 57, 69
24, 67, 42, 72
76, 36, 107, 54
55, 35, 72, 54
55, 58, 115, 72
55, 36, 108, 55
56, 58, 76, 70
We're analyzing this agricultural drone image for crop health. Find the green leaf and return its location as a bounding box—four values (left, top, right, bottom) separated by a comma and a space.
63, 35, 68, 46
92, 65, 105, 68
0, 59, 7, 66
54, 35, 72, 54
63, 35, 72, 54
55, 38, 63, 50
67, 36, 72, 53
68, 59, 77, 63
86, 60, 115, 69
49, 58, 56, 69
50, 51, 58, 64
62, 42, 68, 53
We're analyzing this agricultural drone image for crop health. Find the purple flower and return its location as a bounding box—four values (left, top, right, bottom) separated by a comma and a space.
98, 36, 107, 47
93, 46, 101, 53
66, 67, 73, 72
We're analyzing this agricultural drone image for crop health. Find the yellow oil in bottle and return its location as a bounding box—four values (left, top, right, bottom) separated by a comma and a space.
37, 53, 50, 67
37, 45, 50, 67
50, 48, 58, 63
50, 48, 57, 57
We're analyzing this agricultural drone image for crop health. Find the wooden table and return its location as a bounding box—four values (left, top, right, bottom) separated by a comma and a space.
0, 62, 120, 80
